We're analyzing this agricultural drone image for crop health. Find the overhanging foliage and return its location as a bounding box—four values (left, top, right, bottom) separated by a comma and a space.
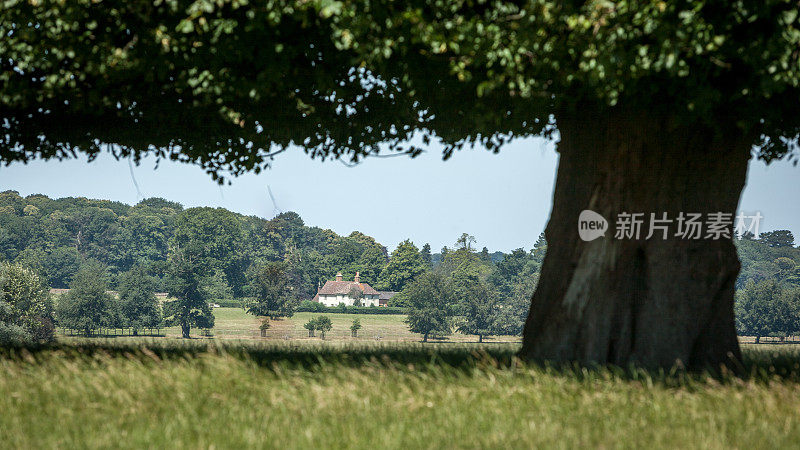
3, 0, 799, 180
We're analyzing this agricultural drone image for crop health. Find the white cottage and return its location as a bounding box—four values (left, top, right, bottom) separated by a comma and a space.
312, 272, 381, 307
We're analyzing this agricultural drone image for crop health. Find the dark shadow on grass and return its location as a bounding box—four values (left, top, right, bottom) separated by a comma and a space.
3, 340, 800, 385
0, 340, 520, 372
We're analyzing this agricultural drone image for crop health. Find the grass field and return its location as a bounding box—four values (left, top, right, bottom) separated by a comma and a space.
64, 307, 523, 343
2, 341, 800, 448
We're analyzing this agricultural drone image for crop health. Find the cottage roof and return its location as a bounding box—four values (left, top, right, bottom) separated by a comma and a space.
318, 280, 380, 296
378, 291, 398, 301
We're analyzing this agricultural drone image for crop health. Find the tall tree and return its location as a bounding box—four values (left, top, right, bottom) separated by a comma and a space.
531, 234, 547, 267
352, 245, 388, 287
376, 240, 427, 292
455, 234, 477, 252
55, 262, 117, 336
164, 246, 215, 338
172, 208, 246, 297
245, 262, 295, 319
117, 266, 162, 335
760, 231, 796, 249
495, 274, 538, 337
420, 244, 432, 268
454, 275, 499, 343
400, 272, 454, 342
6, 2, 800, 369
735, 279, 800, 343
450, 255, 500, 342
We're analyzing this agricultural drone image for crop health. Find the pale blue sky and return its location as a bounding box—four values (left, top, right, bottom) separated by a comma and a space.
1, 136, 798, 252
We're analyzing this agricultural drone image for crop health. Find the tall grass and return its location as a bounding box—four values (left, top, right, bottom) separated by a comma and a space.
2, 342, 800, 448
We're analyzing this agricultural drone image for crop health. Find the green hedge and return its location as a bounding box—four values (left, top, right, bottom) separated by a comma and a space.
214, 299, 244, 308
296, 301, 407, 315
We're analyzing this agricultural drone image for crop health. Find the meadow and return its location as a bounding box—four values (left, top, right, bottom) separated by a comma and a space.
61, 307, 523, 343
2, 341, 800, 448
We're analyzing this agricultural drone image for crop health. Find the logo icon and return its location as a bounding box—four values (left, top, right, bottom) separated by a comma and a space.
578, 210, 608, 241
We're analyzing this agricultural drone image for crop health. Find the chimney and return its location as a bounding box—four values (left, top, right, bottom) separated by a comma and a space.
354, 272, 360, 283
336, 272, 343, 282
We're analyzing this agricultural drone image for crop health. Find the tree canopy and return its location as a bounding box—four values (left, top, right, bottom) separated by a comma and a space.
735, 279, 800, 341
0, 191, 389, 298
118, 266, 163, 332
3, 1, 799, 179
245, 261, 295, 318
376, 239, 426, 292
163, 246, 215, 337
401, 272, 454, 342
0, 262, 55, 343
55, 262, 118, 335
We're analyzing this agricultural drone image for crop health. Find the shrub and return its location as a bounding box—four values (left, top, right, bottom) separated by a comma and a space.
0, 262, 55, 344
297, 300, 325, 312
216, 299, 244, 308
0, 322, 30, 346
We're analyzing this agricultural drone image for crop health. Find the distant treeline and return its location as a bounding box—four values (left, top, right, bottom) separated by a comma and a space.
736, 230, 800, 288
2, 191, 800, 335
0, 191, 395, 299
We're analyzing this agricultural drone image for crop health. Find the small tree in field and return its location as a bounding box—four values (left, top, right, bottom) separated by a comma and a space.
400, 273, 454, 342
55, 262, 117, 336
350, 318, 362, 337
315, 316, 333, 340
118, 266, 162, 335
303, 318, 317, 337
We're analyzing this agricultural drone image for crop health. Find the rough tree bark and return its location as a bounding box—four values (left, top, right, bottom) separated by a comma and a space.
520, 107, 751, 371
181, 323, 190, 339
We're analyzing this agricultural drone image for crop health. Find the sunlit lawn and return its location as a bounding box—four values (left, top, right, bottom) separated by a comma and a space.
61, 307, 522, 343
258, 309, 521, 342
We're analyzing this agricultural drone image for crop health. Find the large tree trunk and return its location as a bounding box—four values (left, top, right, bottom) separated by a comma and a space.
181, 323, 190, 339
520, 108, 751, 371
